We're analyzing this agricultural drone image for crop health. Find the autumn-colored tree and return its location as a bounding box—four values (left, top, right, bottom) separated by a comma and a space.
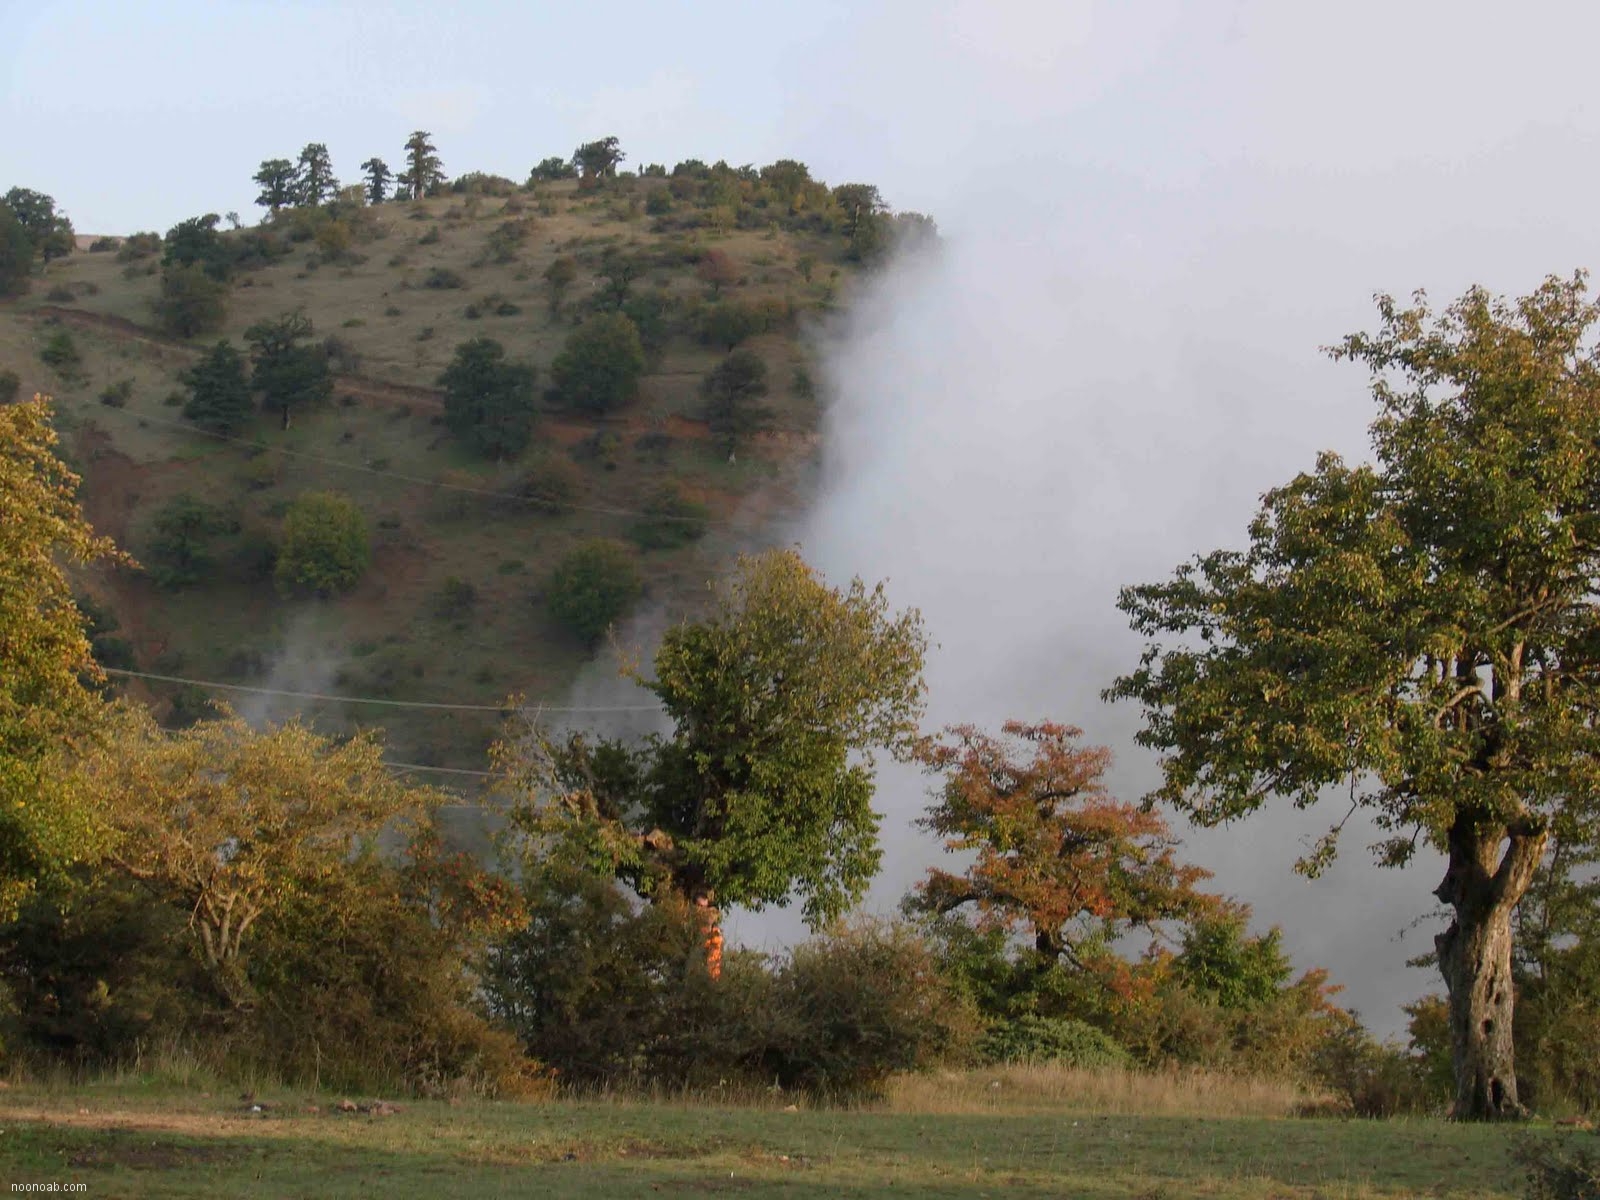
75, 706, 437, 1001
0, 397, 126, 918
696, 249, 739, 298
909, 721, 1214, 970
1109, 273, 1600, 1120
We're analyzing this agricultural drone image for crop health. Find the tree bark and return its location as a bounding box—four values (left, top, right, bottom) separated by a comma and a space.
1433, 812, 1546, 1120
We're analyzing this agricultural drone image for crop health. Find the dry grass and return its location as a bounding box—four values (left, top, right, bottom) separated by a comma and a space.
886, 1062, 1327, 1119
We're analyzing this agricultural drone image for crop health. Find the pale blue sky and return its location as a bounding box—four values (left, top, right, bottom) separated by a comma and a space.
11, 0, 1600, 1026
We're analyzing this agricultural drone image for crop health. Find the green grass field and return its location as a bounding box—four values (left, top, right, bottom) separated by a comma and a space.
0, 1074, 1559, 1199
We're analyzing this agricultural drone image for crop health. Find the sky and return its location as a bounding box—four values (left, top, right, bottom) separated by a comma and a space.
10, 0, 1600, 1034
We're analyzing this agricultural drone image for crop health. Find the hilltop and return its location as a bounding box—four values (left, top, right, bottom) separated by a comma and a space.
0, 157, 931, 775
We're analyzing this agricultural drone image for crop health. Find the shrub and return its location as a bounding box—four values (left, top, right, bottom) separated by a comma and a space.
88, 236, 118, 252
0, 370, 18, 403
424, 266, 466, 289
418, 226, 442, 246
274, 491, 371, 597
545, 538, 641, 644
980, 1015, 1131, 1068
39, 329, 81, 375
438, 337, 538, 459
1515, 1136, 1600, 1200
517, 456, 584, 516
45, 285, 75, 303
115, 231, 162, 262
628, 484, 709, 550
155, 263, 229, 337
97, 379, 133, 408
433, 576, 478, 621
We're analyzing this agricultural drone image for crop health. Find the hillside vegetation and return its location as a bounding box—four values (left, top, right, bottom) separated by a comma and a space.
0, 155, 926, 772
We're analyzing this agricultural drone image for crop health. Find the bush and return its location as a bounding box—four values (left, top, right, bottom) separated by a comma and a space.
115, 231, 162, 262
628, 484, 709, 550
98, 379, 133, 408
88, 236, 118, 252
155, 263, 229, 337
45, 285, 75, 303
433, 576, 478, 621
545, 538, 641, 644
274, 491, 371, 597
517, 457, 584, 516
39, 329, 81, 375
980, 1015, 1132, 1068
1516, 1136, 1600, 1200
0, 370, 18, 403
424, 266, 466, 289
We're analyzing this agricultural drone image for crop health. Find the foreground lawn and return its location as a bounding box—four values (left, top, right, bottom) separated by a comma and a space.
0, 1081, 1554, 1198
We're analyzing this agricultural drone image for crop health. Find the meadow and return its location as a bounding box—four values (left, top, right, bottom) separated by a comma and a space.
0, 1065, 1559, 1199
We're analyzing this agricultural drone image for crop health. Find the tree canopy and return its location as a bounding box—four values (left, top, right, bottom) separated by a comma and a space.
398, 131, 445, 200
510, 549, 928, 929
0, 397, 125, 918
252, 159, 297, 213
550, 313, 646, 415
181, 340, 253, 434
3, 187, 74, 263
572, 136, 624, 181
274, 491, 370, 597
245, 311, 332, 429
1108, 272, 1600, 1120
438, 337, 538, 459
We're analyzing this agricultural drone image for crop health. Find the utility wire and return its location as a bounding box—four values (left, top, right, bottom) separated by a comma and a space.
103, 667, 660, 714
382, 761, 496, 778
63, 398, 729, 525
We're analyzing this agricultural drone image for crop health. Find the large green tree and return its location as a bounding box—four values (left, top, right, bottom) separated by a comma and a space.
154, 263, 229, 338
1108, 273, 1600, 1120
3, 188, 74, 263
180, 340, 253, 434
252, 159, 297, 213
245, 311, 332, 429
274, 491, 370, 597
702, 348, 771, 453
437, 337, 538, 459
0, 204, 33, 297
550, 313, 646, 415
572, 136, 624, 181
0, 397, 125, 918
509, 549, 928, 940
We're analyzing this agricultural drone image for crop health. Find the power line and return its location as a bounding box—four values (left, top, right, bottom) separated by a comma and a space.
383, 760, 495, 778
103, 667, 660, 714
62, 398, 729, 525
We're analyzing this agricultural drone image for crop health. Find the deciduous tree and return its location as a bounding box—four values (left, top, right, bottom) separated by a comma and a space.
1109, 273, 1600, 1120
909, 721, 1214, 969
438, 337, 538, 459
0, 397, 126, 918
572, 136, 624, 182
252, 159, 297, 213
274, 491, 369, 597
2, 188, 74, 263
508, 549, 928, 952
550, 313, 645, 415
245, 311, 332, 429
702, 348, 770, 453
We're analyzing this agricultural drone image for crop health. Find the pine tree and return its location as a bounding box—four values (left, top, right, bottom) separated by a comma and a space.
181, 341, 253, 434
397, 131, 445, 200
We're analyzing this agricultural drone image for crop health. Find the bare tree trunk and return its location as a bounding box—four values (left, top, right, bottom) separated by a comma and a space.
1434, 813, 1546, 1120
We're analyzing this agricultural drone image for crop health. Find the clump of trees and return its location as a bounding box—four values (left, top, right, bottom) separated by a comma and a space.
0, 187, 74, 295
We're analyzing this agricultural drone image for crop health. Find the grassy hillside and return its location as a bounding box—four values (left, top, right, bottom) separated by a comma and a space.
0, 172, 884, 775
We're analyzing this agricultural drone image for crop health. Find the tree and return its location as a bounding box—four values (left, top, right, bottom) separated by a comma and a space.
696, 249, 739, 298
162, 213, 230, 279
154, 263, 229, 338
529, 156, 576, 183
832, 182, 884, 258
543, 256, 577, 316
0, 205, 34, 297
0, 397, 126, 918
702, 348, 771, 453
550, 313, 646, 415
245, 311, 332, 429
698, 301, 765, 351
510, 549, 928, 949
437, 337, 538, 459
180, 340, 253, 434
359, 157, 392, 204
544, 538, 642, 645
1107, 273, 1600, 1120
595, 247, 636, 310
295, 143, 337, 206
572, 136, 624, 181
252, 158, 297, 213
141, 494, 234, 589
274, 491, 370, 597
74, 706, 434, 1000
3, 188, 74, 263
909, 721, 1214, 970
398, 130, 445, 200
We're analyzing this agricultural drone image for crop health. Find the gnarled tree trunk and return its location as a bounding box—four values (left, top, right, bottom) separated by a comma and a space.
1433, 812, 1546, 1120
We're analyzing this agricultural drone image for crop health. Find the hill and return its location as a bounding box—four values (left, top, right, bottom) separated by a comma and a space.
0, 162, 924, 775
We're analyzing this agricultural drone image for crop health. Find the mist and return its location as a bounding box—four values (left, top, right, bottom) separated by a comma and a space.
723, 1, 1600, 1035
